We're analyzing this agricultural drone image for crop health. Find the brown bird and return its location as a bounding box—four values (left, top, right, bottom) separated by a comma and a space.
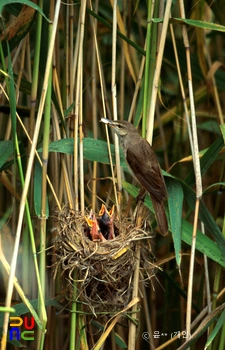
101, 118, 168, 235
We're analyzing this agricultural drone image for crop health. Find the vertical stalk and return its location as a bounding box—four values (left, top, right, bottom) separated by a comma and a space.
128, 244, 141, 350
178, 0, 203, 340
127, 43, 146, 123
90, 0, 119, 210
91, 0, 99, 212
71, 2, 87, 350
0, 1, 61, 348
146, 0, 173, 144
28, 7, 44, 302
30, 0, 43, 139
78, 0, 86, 213
37, 0, 54, 347
16, 38, 30, 296
40, 0, 53, 301
111, 0, 122, 209
73, 9, 81, 212
169, 21, 194, 156
70, 282, 78, 350
128, 205, 146, 350
119, 0, 126, 121
142, 0, 154, 138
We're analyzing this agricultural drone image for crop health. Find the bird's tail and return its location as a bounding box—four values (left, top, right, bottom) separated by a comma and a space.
151, 197, 168, 236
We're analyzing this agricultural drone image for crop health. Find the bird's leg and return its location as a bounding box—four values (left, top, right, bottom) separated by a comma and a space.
136, 187, 146, 203
133, 188, 146, 226
108, 206, 115, 239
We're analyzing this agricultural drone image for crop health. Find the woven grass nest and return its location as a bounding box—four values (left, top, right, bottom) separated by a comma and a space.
52, 205, 156, 315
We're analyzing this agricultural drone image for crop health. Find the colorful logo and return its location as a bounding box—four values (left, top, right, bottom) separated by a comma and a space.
9, 316, 34, 341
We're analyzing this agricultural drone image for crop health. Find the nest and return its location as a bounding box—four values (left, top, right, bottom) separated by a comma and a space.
51, 206, 156, 315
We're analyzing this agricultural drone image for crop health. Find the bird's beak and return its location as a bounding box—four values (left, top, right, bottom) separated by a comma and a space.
98, 204, 114, 218
101, 118, 121, 134
98, 204, 115, 240
100, 118, 111, 125
100, 118, 117, 127
85, 214, 106, 242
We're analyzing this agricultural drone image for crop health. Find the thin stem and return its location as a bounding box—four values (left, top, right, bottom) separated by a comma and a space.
111, 0, 122, 208
0, 1, 61, 348
91, 0, 99, 212
146, 0, 173, 144
178, 0, 203, 340
142, 0, 153, 138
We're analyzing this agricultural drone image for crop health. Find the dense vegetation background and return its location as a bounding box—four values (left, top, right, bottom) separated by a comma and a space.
0, 1, 225, 349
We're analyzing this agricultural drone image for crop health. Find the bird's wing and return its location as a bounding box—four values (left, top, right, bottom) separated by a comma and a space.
126, 139, 167, 202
